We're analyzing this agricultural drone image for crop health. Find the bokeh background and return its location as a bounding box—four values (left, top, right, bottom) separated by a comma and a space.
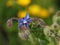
0, 0, 60, 45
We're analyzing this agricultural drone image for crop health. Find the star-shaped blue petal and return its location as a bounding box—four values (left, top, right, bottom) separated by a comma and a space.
18, 13, 30, 28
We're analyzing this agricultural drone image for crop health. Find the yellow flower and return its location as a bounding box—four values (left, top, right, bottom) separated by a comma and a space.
17, 11, 26, 18
6, 1, 13, 7
17, 0, 31, 6
28, 4, 42, 16
39, 9, 50, 18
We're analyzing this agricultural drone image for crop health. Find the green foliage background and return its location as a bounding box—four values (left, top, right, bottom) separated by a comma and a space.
0, 0, 60, 45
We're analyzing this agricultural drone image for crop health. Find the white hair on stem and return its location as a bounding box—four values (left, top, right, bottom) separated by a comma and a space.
53, 10, 60, 22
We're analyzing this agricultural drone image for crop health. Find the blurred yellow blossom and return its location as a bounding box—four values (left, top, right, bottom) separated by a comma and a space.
39, 9, 50, 18
28, 4, 42, 16
17, 0, 31, 6
17, 11, 26, 18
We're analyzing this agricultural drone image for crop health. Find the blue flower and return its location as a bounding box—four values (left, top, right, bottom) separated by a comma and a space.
18, 13, 31, 28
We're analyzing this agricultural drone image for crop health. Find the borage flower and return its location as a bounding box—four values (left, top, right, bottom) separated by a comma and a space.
18, 13, 31, 40
18, 13, 31, 30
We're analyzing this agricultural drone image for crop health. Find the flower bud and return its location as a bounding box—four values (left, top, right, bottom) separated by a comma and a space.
7, 19, 12, 28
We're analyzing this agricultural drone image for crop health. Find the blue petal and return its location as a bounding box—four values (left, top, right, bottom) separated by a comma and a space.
25, 23, 29, 28
18, 19, 23, 23
18, 23, 23, 28
27, 18, 31, 23
24, 13, 30, 20
18, 19, 24, 28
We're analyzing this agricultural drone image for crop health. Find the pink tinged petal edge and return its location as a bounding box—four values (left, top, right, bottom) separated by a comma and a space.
7, 19, 12, 28
19, 32, 27, 40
